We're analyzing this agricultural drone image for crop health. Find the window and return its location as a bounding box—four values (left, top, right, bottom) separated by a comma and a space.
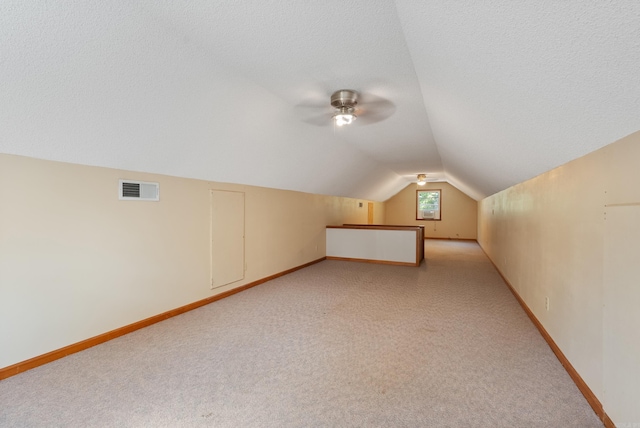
416, 189, 441, 220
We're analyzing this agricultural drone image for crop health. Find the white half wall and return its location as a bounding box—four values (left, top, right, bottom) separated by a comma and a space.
326, 228, 417, 264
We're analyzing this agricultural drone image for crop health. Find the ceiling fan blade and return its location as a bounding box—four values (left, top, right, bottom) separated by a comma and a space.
353, 93, 395, 125
294, 99, 333, 126
356, 108, 395, 126
294, 101, 327, 109
358, 93, 395, 111
354, 111, 391, 125
301, 112, 332, 126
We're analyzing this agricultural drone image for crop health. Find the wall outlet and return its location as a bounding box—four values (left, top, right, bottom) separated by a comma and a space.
545, 296, 550, 311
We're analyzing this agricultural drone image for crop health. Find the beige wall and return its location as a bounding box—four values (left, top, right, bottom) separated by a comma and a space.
384, 182, 477, 239
478, 131, 640, 426
0, 154, 384, 369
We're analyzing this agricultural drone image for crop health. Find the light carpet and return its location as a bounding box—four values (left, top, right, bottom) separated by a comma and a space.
0, 240, 602, 427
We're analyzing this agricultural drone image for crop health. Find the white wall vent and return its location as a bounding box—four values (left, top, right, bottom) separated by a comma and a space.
119, 180, 159, 201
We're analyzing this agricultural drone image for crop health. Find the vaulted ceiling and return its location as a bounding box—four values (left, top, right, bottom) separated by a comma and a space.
2, 1, 639, 201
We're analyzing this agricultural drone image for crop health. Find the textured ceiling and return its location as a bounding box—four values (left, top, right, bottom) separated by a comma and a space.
1, 1, 639, 201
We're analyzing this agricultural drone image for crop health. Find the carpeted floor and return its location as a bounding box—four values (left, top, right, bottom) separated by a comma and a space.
0, 240, 602, 427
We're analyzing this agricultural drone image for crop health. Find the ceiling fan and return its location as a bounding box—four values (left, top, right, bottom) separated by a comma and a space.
330, 89, 359, 126
296, 89, 395, 127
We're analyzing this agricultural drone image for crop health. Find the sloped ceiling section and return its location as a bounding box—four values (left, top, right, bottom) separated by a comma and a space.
1, 1, 639, 201
396, 1, 640, 198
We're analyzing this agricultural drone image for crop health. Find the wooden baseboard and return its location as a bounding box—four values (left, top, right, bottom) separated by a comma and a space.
603, 413, 615, 428
0, 257, 326, 382
423, 237, 478, 242
326, 256, 419, 267
479, 247, 613, 428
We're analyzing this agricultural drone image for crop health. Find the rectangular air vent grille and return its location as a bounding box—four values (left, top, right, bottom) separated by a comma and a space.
119, 180, 159, 201
122, 182, 140, 198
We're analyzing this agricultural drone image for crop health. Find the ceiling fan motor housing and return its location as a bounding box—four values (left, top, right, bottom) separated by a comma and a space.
331, 90, 359, 108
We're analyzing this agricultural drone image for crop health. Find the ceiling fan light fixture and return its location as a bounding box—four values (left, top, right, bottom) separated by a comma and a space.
333, 106, 356, 126
417, 174, 427, 185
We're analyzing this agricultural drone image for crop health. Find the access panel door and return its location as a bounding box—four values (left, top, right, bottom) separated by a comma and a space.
210, 190, 245, 289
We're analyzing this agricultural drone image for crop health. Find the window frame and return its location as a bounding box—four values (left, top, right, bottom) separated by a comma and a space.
416, 189, 442, 221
